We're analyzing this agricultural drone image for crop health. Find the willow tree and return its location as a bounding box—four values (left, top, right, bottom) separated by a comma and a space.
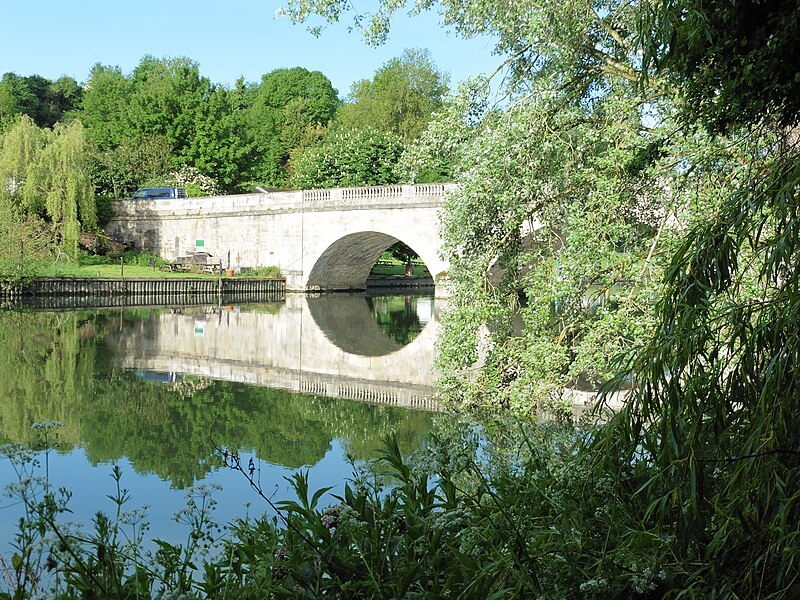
582, 0, 800, 594
0, 116, 95, 262
0, 117, 49, 279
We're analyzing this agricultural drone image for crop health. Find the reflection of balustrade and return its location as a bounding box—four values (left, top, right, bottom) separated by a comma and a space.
298, 379, 440, 411
106, 294, 442, 411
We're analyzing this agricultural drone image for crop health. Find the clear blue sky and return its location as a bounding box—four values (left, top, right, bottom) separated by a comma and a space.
2, 0, 500, 97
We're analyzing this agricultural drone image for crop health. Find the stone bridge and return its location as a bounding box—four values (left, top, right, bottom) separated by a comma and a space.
105, 184, 455, 294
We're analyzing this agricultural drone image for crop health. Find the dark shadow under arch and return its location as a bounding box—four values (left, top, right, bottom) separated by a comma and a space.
306, 294, 404, 357
306, 232, 401, 291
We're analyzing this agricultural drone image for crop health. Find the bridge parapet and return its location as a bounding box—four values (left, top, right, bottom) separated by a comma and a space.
302, 183, 455, 210
112, 183, 455, 216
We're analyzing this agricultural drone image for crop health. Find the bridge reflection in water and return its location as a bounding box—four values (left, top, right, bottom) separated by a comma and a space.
107, 293, 443, 411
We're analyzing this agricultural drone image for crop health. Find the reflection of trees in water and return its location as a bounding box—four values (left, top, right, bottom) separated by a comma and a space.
81, 379, 436, 488
0, 309, 436, 489
366, 295, 424, 346
0, 310, 100, 449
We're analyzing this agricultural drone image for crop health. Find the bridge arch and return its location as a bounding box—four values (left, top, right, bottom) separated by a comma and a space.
305, 231, 438, 291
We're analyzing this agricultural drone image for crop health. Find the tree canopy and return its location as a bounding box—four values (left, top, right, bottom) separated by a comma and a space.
284, 0, 800, 596
0, 72, 82, 130
245, 67, 339, 187
336, 48, 449, 141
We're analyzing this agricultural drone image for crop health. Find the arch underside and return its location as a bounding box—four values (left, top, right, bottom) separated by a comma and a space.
306, 232, 404, 291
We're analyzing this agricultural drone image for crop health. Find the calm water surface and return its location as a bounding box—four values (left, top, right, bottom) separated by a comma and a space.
0, 292, 445, 555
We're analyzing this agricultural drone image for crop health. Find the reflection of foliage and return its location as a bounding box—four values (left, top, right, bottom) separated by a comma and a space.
0, 309, 435, 489
80, 378, 434, 487
366, 295, 424, 346
0, 310, 97, 448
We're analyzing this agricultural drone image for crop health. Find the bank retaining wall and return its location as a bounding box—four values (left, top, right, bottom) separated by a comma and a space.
0, 277, 285, 308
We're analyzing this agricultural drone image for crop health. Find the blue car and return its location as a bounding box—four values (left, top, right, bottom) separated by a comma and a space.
131, 187, 187, 200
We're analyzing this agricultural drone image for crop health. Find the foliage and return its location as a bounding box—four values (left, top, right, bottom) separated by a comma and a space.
245, 67, 340, 187
578, 2, 800, 596
283, 0, 800, 597
1, 449, 223, 600
336, 48, 449, 141
638, 0, 800, 133
398, 79, 489, 183
238, 265, 282, 278
156, 164, 222, 197
290, 126, 404, 189
0, 116, 95, 261
0, 421, 688, 598
431, 84, 689, 411
80, 64, 135, 151
3, 55, 461, 196
384, 241, 417, 265
0, 205, 49, 283
89, 134, 174, 200
126, 56, 213, 163
0, 72, 82, 130
82, 57, 248, 197
185, 86, 253, 190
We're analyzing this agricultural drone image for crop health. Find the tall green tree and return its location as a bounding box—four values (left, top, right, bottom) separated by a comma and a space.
127, 56, 212, 163
185, 87, 254, 189
83, 57, 228, 198
245, 67, 339, 186
79, 64, 134, 150
336, 48, 449, 141
0, 73, 37, 130
0, 73, 82, 130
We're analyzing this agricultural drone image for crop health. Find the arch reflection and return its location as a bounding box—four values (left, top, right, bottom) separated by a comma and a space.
306, 292, 435, 356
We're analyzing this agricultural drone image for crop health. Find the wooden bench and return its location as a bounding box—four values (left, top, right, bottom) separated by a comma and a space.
199, 264, 221, 275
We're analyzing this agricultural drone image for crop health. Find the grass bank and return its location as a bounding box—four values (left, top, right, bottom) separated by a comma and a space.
38, 263, 218, 278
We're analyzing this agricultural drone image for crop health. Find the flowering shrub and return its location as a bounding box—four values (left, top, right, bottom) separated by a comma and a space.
163, 165, 222, 197
289, 127, 404, 189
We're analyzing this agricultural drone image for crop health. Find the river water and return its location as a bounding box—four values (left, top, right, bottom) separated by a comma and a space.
0, 291, 446, 557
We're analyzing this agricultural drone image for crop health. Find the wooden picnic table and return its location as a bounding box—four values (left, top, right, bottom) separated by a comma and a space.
162, 261, 220, 274
162, 262, 190, 273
